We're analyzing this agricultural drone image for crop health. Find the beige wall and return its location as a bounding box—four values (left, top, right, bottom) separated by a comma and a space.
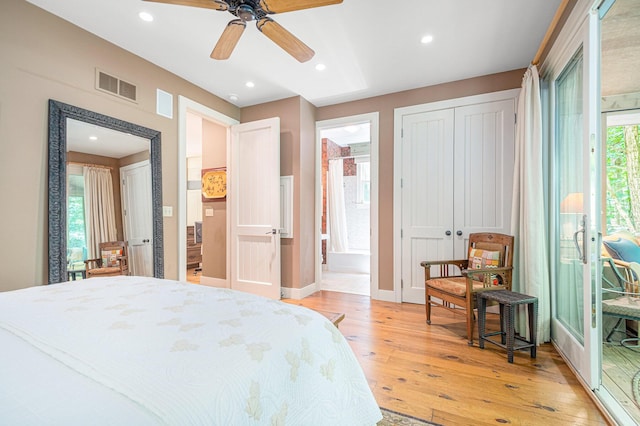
0, 0, 239, 291
316, 69, 525, 291
201, 119, 227, 279
0, 0, 525, 295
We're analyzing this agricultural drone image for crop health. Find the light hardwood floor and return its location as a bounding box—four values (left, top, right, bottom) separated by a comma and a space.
284, 290, 610, 426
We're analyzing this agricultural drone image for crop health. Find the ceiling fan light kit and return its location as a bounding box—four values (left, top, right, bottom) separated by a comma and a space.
144, 0, 343, 62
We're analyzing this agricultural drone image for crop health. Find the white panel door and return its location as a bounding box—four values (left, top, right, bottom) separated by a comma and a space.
230, 118, 281, 299
400, 98, 515, 304
120, 161, 153, 277
454, 99, 515, 245
401, 109, 455, 303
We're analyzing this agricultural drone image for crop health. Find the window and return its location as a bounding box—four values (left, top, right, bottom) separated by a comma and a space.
356, 160, 370, 205
605, 113, 640, 234
67, 168, 87, 254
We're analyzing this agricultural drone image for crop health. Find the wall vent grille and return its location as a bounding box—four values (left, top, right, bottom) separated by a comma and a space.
96, 69, 138, 103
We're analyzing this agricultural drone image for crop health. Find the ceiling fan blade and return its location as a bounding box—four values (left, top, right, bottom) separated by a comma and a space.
257, 18, 314, 63
259, 0, 342, 14
211, 19, 246, 60
143, 0, 228, 11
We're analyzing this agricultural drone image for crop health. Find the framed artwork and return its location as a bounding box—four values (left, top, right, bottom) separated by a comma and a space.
201, 167, 227, 201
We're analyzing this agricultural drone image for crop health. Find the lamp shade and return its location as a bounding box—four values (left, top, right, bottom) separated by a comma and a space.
560, 192, 584, 213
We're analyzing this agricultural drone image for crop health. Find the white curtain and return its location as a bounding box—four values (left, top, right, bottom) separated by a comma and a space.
328, 158, 349, 252
510, 65, 551, 343
84, 166, 118, 260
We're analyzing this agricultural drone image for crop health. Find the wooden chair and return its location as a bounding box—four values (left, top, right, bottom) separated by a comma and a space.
85, 241, 129, 278
420, 233, 514, 345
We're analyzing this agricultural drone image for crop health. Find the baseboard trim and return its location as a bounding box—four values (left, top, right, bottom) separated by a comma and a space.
282, 282, 318, 300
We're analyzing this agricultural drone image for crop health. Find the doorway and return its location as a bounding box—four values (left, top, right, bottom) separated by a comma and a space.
316, 113, 379, 297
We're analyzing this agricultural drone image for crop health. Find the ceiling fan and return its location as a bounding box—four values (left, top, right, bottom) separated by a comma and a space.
144, 0, 343, 62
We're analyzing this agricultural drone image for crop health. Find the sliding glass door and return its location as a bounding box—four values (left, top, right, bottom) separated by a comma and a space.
548, 10, 600, 389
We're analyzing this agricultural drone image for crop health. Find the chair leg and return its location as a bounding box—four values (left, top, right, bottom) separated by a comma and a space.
466, 296, 474, 346
425, 290, 431, 325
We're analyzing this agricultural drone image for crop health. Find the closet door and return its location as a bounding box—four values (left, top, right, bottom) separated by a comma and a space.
453, 99, 515, 251
400, 109, 455, 304
399, 96, 515, 304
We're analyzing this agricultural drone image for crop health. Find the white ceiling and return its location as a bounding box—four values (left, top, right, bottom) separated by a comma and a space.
26, 0, 562, 108
67, 118, 150, 158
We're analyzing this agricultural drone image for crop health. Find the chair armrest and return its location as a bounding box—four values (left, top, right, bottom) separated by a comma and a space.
464, 266, 513, 290
84, 258, 101, 269
420, 259, 468, 280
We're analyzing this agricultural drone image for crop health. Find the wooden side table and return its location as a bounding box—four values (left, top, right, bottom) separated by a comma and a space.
477, 290, 537, 363
318, 310, 345, 328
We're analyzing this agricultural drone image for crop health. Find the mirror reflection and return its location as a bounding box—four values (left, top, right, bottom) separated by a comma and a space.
66, 118, 153, 279
48, 100, 164, 284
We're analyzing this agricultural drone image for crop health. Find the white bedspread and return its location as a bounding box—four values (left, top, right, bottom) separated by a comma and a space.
0, 276, 381, 425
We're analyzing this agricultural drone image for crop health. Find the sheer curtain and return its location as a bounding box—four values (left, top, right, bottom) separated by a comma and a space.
510, 64, 551, 343
328, 158, 348, 252
84, 166, 117, 259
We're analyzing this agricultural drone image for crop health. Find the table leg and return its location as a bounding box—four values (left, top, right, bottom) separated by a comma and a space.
529, 301, 537, 359
478, 295, 486, 349
506, 303, 515, 363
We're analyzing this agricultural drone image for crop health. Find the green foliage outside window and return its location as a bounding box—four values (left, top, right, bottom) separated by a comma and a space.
606, 124, 639, 234
67, 174, 86, 250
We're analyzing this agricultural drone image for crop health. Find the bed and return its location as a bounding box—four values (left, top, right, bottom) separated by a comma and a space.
0, 276, 381, 425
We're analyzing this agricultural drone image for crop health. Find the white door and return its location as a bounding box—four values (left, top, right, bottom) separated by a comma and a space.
400, 98, 515, 303
230, 118, 281, 299
401, 109, 454, 303
550, 20, 599, 388
453, 99, 515, 242
120, 161, 153, 277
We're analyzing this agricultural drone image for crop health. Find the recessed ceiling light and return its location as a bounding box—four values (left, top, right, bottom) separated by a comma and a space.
139, 12, 154, 22
421, 35, 434, 44
89, 136, 98, 141
229, 94, 239, 102
315, 63, 326, 71
245, 81, 255, 88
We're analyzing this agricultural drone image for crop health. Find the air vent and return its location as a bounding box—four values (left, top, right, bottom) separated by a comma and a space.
95, 69, 138, 103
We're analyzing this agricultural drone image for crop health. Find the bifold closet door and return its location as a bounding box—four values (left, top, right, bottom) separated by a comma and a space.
400, 109, 455, 304
400, 98, 515, 304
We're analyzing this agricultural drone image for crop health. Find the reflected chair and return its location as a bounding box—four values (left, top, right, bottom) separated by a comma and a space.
602, 257, 640, 348
85, 241, 129, 278
421, 233, 514, 345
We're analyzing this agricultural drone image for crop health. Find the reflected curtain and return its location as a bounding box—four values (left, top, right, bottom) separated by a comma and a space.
555, 51, 585, 337
328, 158, 348, 252
84, 166, 117, 260
510, 64, 551, 343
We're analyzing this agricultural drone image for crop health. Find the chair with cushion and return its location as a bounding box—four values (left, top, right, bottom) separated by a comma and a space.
602, 256, 640, 347
85, 241, 129, 278
420, 232, 514, 345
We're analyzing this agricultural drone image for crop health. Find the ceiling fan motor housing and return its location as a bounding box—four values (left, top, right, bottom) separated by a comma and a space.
225, 1, 267, 21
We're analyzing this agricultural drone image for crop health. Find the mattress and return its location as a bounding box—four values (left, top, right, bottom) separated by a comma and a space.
0, 276, 381, 425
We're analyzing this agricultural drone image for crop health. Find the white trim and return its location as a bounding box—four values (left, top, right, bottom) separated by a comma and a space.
282, 282, 318, 300
393, 88, 520, 303
315, 112, 380, 300
177, 96, 238, 283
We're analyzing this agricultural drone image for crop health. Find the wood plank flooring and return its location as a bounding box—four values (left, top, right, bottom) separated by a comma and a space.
284, 290, 610, 426
603, 342, 640, 423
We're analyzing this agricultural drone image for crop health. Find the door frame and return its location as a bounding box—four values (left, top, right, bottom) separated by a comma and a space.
392, 89, 520, 303
315, 112, 379, 299
178, 96, 239, 283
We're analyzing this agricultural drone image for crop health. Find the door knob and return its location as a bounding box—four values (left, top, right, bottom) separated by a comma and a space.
456, 230, 463, 236
445, 230, 452, 236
